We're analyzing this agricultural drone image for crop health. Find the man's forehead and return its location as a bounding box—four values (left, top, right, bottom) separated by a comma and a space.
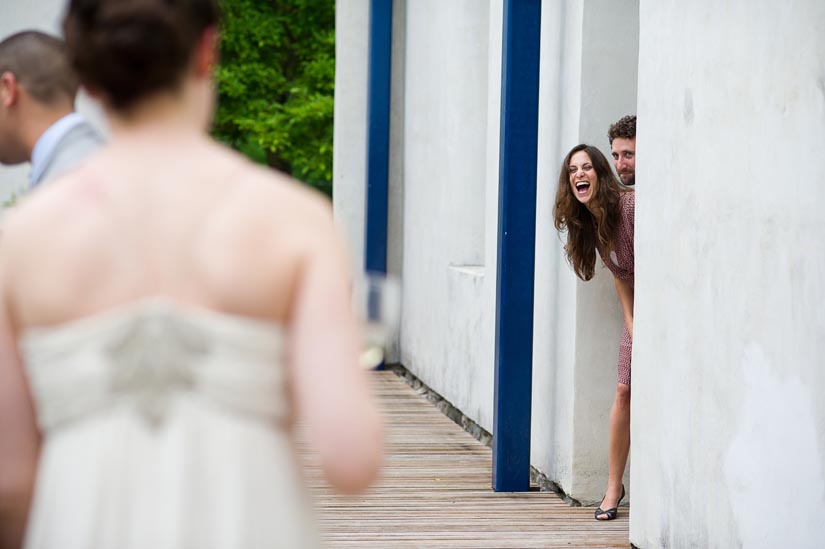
611, 137, 635, 152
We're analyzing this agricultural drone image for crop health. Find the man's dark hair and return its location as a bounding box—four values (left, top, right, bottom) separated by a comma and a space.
0, 31, 79, 104
607, 115, 636, 145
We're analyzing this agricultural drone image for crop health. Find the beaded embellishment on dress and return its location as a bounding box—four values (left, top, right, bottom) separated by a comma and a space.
105, 308, 208, 427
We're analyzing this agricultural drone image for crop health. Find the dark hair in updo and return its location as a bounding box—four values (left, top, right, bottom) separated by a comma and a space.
63, 0, 220, 110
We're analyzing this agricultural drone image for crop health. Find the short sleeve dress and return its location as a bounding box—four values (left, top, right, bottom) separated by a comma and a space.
596, 191, 634, 386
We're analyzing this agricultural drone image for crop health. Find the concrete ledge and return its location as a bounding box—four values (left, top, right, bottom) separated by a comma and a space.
447, 264, 485, 278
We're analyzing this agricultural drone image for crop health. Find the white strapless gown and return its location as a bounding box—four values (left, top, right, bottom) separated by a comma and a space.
20, 299, 320, 549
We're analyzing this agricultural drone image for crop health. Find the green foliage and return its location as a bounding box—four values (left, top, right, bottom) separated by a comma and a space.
213, 0, 335, 196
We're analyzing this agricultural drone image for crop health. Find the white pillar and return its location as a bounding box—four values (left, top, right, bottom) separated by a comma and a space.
532, 0, 639, 503
332, 0, 370, 272
632, 1, 825, 546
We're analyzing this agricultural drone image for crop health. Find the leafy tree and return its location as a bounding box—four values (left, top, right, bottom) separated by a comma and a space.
213, 0, 335, 196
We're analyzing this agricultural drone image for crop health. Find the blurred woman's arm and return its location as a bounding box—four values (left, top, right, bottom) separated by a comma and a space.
0, 274, 40, 549
288, 230, 383, 494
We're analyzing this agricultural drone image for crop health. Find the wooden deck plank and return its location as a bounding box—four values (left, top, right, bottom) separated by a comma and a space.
301, 371, 629, 548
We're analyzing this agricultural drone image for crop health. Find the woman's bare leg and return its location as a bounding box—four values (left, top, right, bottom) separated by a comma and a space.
597, 383, 630, 518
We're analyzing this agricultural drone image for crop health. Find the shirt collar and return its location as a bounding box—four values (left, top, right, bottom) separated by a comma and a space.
29, 112, 85, 187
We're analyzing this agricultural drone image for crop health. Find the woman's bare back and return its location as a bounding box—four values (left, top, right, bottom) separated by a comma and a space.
1, 134, 338, 331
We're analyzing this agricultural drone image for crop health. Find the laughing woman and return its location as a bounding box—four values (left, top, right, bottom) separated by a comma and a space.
553, 144, 635, 521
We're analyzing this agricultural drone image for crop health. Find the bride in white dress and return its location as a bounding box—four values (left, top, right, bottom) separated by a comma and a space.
0, 1, 383, 548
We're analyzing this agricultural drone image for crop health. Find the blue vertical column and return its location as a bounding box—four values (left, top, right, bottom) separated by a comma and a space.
492, 0, 541, 492
365, 0, 393, 370
365, 0, 393, 276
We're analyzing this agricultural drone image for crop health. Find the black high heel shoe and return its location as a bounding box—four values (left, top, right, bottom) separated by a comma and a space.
594, 484, 625, 521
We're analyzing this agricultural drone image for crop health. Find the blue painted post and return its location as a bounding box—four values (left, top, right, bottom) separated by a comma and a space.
365, 0, 393, 276
492, 0, 541, 492
365, 0, 393, 370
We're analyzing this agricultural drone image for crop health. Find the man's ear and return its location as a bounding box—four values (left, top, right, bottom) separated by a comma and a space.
194, 26, 219, 77
0, 71, 20, 108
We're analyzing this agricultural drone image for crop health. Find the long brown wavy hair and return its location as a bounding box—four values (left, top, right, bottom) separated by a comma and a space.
553, 144, 628, 281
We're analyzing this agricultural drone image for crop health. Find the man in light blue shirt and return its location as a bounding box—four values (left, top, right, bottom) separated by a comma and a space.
0, 31, 103, 189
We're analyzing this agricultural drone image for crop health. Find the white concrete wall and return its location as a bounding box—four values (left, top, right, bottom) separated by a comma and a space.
0, 0, 106, 209
571, 0, 639, 500
632, 0, 825, 547
532, 0, 639, 502
334, 0, 639, 503
480, 0, 503, 435
531, 0, 585, 498
399, 0, 494, 429
332, 0, 369, 272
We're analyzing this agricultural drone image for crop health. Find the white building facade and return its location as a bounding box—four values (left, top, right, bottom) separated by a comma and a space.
335, 1, 825, 547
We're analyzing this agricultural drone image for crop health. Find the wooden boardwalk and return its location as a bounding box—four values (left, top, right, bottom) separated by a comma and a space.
301, 371, 629, 548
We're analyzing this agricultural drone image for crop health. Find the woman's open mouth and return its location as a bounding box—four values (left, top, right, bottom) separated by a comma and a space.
576, 181, 590, 195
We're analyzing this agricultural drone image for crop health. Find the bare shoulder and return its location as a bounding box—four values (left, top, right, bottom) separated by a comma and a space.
247, 160, 332, 219
203, 148, 350, 313
216, 149, 338, 245
0, 172, 88, 255
0, 171, 98, 317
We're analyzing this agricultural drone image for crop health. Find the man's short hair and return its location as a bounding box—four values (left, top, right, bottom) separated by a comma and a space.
0, 31, 78, 105
608, 115, 636, 145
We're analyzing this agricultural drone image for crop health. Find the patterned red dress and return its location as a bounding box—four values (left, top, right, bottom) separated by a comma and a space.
596, 191, 634, 385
